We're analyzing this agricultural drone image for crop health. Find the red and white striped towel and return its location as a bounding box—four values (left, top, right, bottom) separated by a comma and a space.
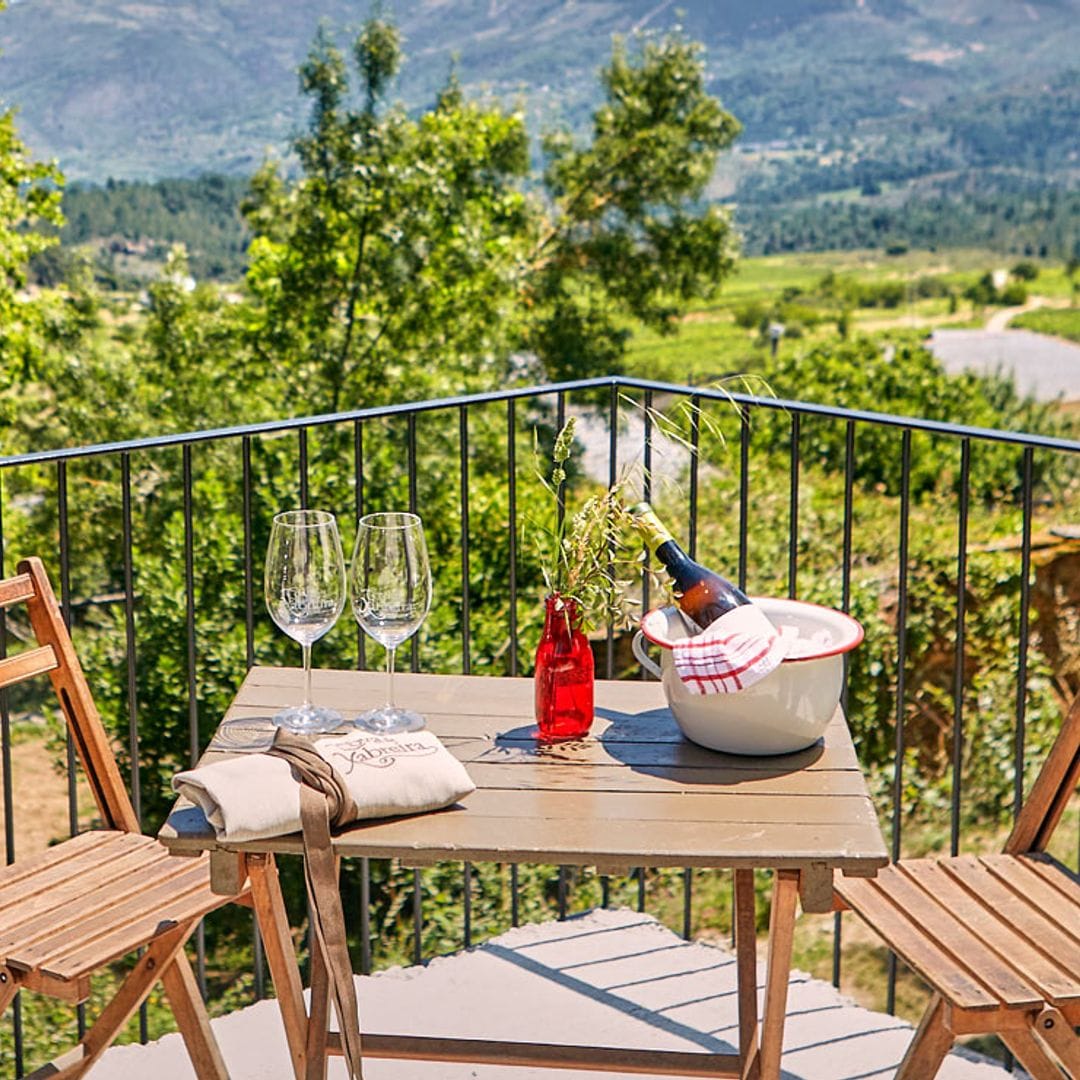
672, 604, 793, 695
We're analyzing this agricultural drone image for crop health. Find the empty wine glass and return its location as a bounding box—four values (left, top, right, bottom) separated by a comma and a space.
264, 509, 347, 734
350, 512, 432, 733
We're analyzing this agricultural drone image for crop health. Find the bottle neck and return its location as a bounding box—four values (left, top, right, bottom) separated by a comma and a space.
631, 504, 676, 554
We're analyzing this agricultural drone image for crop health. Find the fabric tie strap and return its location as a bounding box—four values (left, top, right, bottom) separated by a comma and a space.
267, 728, 365, 1079
268, 728, 359, 828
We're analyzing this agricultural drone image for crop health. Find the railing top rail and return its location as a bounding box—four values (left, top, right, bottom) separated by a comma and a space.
621, 377, 1080, 451
4, 375, 1080, 468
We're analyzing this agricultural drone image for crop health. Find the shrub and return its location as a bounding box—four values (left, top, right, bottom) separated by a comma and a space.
754, 336, 1073, 499
1000, 281, 1028, 305
1010, 260, 1040, 281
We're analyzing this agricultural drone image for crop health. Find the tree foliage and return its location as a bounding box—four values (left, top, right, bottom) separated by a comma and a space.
49, 174, 250, 282
240, 19, 741, 413
242, 24, 532, 414
0, 83, 65, 383
755, 336, 1069, 499
531, 31, 740, 379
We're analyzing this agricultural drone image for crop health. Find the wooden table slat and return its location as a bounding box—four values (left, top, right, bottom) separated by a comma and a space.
229, 671, 862, 766
161, 669, 887, 873
400, 786, 882, 826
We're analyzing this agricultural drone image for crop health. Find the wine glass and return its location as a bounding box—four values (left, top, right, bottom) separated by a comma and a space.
264, 509, 347, 734
350, 512, 432, 733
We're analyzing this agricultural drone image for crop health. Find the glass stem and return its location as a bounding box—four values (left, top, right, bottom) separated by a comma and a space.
386, 646, 396, 709
302, 643, 313, 709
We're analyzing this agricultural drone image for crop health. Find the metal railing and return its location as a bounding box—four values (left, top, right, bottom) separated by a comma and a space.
2, 374, 1079, 1074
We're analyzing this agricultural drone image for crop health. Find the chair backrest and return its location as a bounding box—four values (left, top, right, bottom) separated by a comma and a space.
0, 556, 139, 833
1004, 687, 1080, 855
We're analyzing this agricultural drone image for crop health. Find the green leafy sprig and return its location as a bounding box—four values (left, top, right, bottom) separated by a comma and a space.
531, 417, 639, 632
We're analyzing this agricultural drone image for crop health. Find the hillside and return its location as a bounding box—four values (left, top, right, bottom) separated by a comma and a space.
0, 0, 1078, 194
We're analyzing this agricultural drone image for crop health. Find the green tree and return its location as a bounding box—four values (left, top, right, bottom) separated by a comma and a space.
1010, 259, 1039, 282
1067, 253, 1080, 303
241, 18, 742, 412
0, 67, 64, 383
530, 30, 741, 379
756, 336, 1066, 498
140, 246, 257, 431
242, 21, 532, 414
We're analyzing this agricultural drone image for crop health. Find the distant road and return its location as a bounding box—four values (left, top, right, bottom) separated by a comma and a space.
925, 328, 1080, 402
984, 297, 1048, 332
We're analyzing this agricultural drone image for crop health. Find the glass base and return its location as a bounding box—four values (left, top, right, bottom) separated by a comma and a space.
354, 705, 426, 734
271, 703, 346, 735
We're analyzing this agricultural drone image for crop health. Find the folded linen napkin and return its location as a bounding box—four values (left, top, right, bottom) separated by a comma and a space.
672, 603, 794, 695
173, 726, 476, 843
175, 727, 476, 1080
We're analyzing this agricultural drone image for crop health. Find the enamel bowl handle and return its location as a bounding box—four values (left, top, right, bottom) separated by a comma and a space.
631, 630, 664, 680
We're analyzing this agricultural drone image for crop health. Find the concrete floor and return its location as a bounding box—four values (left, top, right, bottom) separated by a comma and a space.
98, 908, 1016, 1080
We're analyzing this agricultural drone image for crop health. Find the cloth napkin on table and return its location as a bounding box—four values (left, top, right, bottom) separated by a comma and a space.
172, 726, 475, 843
672, 603, 794, 695
174, 726, 475, 1080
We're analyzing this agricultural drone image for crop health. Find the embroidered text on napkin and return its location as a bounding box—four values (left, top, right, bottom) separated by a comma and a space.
173, 728, 475, 843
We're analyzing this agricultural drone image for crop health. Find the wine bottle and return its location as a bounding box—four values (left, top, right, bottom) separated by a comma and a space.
629, 501, 750, 630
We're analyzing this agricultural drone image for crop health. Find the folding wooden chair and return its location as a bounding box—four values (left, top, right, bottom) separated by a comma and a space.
0, 557, 242, 1079
836, 690, 1080, 1079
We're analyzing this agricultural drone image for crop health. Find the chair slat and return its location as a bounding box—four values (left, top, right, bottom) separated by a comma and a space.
0, 645, 58, 689
942, 857, 1080, 986
0, 831, 112, 895
0, 832, 146, 915
21, 558, 140, 833
981, 855, 1080, 950
883, 863, 1046, 1006
902, 859, 1077, 1003
38, 868, 218, 981
1017, 853, 1080, 907
833, 873, 1000, 1010
0, 574, 34, 608
0, 841, 179, 952
10, 857, 212, 975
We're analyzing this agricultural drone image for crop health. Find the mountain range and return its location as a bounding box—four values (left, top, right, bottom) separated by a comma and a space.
0, 0, 1077, 201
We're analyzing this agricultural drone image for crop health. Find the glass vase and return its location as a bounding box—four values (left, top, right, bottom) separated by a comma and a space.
534, 594, 594, 741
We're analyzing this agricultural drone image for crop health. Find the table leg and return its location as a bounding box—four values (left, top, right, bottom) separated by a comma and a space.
248, 853, 308, 1080
759, 869, 799, 1080
733, 869, 760, 1080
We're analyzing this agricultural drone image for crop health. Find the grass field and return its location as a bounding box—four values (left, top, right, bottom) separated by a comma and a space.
621, 249, 1080, 384
1012, 305, 1080, 343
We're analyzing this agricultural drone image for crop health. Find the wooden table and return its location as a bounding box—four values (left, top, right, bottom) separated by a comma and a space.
160, 667, 887, 1080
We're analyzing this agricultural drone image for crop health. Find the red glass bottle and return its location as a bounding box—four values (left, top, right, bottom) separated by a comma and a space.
534, 594, 594, 741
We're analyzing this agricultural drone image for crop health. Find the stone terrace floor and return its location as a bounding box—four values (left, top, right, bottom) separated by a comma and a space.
97, 908, 1019, 1079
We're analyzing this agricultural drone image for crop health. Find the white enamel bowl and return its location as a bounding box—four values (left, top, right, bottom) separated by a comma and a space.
631, 597, 863, 756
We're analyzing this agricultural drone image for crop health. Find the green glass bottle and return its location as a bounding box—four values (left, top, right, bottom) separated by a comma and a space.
629, 501, 750, 629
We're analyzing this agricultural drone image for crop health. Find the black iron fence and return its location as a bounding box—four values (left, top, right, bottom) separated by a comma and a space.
2, 375, 1079, 1073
